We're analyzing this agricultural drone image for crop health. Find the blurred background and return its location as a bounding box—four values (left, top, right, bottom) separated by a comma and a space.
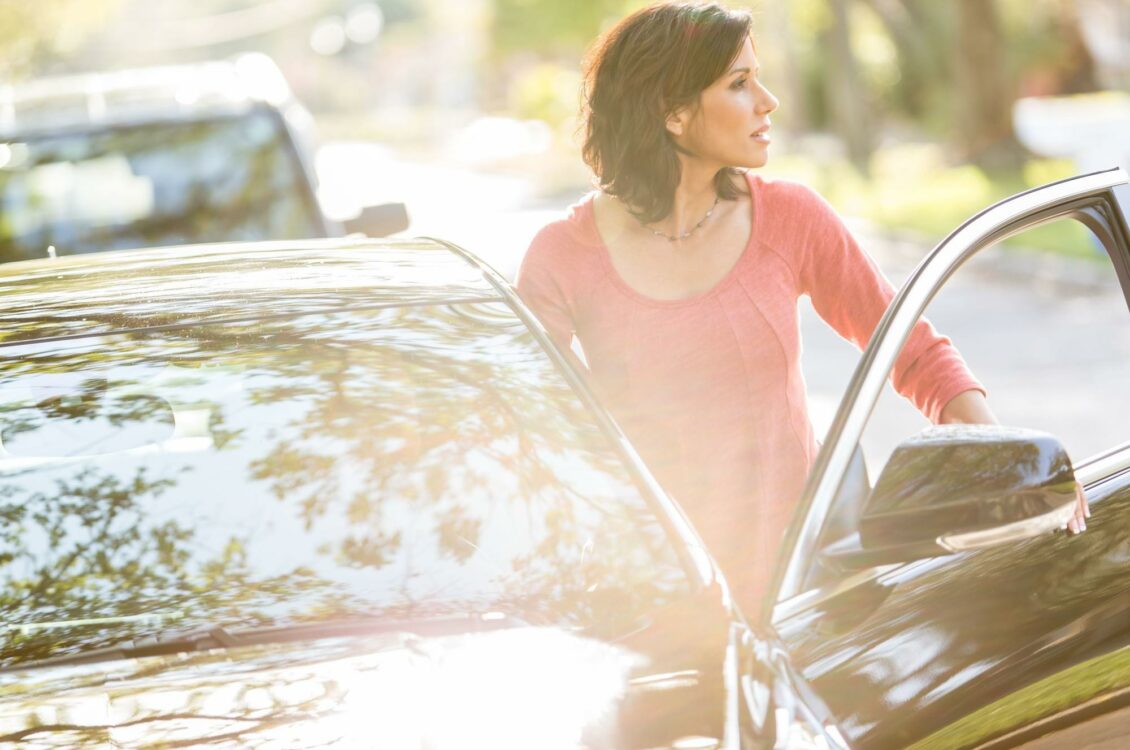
3, 0, 1128, 266
2, 0, 1130, 463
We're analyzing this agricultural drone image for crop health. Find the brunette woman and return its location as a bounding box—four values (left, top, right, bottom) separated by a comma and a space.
516, 2, 1081, 615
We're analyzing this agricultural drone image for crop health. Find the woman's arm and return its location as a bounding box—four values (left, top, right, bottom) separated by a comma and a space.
937, 389, 998, 425
789, 183, 984, 423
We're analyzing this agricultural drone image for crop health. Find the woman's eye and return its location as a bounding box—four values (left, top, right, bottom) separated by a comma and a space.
730, 78, 747, 90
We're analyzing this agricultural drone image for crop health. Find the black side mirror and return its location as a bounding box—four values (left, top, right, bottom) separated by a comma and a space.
343, 202, 410, 237
823, 425, 1078, 570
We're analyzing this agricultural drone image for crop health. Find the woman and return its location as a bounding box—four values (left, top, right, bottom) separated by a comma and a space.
516, 1, 1081, 615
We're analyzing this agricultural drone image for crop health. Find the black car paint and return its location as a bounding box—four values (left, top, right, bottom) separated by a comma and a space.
0, 241, 775, 748
766, 171, 1130, 750
2, 171, 1129, 749
0, 585, 742, 747
774, 468, 1130, 749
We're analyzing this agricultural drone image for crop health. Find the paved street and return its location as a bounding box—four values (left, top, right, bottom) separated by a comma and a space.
320, 148, 1130, 475
799, 225, 1130, 473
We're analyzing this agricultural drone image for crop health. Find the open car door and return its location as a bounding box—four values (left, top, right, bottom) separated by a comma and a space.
756, 168, 1130, 750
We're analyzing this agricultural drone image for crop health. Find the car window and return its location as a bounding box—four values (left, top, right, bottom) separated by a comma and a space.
0, 301, 690, 668
855, 220, 1130, 481
0, 110, 324, 261
791, 207, 1130, 595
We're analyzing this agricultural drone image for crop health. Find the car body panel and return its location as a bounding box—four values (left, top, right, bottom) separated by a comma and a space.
0, 588, 739, 749
768, 168, 1130, 749
0, 238, 791, 749
777, 471, 1130, 748
772, 169, 1130, 607
0, 239, 497, 345
6, 167, 1128, 748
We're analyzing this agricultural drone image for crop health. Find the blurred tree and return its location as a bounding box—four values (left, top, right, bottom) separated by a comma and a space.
481, 0, 1103, 173
762, 1, 810, 132
857, 0, 951, 123
851, 0, 1100, 170
0, 0, 126, 79
825, 0, 875, 173
953, 0, 1024, 169
1005, 0, 1100, 96
490, 0, 641, 57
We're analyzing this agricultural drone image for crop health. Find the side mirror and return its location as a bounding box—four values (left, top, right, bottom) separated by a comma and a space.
823, 425, 1078, 569
343, 202, 410, 237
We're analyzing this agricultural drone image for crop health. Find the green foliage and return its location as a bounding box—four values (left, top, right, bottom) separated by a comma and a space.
0, 0, 126, 79
509, 62, 583, 125
491, 0, 644, 57
908, 644, 1130, 750
767, 148, 1096, 257
484, 0, 1098, 172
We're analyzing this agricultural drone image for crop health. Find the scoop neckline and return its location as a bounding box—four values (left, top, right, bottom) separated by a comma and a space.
586, 172, 761, 308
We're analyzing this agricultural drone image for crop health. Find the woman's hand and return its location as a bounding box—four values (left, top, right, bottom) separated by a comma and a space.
1067, 480, 1090, 535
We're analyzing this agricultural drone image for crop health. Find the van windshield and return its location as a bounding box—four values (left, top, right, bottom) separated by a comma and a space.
0, 110, 325, 262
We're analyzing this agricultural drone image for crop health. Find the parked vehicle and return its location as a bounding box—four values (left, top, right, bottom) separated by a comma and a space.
766, 167, 1130, 750
0, 54, 407, 263
0, 236, 759, 748
0, 169, 1127, 749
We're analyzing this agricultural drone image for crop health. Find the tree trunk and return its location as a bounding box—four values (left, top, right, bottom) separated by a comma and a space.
825, 0, 874, 174
860, 0, 947, 118
766, 1, 808, 132
1053, 0, 1100, 94
952, 0, 1024, 169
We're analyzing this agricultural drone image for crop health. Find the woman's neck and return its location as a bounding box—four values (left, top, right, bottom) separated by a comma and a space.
668, 180, 717, 230
651, 159, 724, 238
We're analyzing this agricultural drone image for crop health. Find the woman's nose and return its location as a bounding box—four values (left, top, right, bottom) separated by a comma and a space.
757, 85, 779, 114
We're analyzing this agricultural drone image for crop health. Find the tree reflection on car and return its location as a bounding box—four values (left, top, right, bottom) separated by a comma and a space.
0, 302, 689, 672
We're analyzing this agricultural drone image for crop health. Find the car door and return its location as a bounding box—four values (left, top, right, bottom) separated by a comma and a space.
760, 168, 1130, 750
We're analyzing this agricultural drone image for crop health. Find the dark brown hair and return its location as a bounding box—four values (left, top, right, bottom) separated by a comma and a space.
581, 2, 753, 223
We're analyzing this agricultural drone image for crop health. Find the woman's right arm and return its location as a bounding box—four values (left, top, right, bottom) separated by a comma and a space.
791, 184, 983, 424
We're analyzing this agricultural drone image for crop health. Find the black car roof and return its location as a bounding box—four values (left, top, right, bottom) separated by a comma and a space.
0, 238, 503, 347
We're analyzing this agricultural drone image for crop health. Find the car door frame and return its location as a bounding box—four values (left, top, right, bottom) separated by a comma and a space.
765, 167, 1130, 624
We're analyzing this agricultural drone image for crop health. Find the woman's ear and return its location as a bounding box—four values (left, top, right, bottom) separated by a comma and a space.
665, 107, 689, 137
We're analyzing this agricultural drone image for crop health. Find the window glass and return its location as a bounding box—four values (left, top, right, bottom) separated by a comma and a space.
0, 302, 689, 668
0, 111, 324, 261
855, 220, 1130, 481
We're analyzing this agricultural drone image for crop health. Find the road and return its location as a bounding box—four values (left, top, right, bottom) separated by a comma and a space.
319, 147, 1130, 476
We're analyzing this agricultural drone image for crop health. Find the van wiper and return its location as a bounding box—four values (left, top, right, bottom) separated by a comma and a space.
3, 612, 527, 672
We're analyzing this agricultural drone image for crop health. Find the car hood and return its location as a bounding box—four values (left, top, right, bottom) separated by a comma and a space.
0, 618, 733, 749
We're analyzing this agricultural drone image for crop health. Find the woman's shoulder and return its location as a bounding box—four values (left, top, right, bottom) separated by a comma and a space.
743, 173, 853, 280
522, 191, 604, 271
746, 173, 847, 250
746, 172, 832, 214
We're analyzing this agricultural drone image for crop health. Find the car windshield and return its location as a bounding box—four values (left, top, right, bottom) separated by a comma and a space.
0, 301, 691, 668
0, 110, 324, 262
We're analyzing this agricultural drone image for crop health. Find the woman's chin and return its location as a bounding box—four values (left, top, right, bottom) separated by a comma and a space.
738, 152, 770, 170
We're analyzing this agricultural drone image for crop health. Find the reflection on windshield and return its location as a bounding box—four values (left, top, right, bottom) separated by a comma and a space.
0, 301, 689, 667
0, 111, 323, 261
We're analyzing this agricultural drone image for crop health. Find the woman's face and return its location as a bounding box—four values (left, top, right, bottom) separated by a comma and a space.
669, 38, 779, 170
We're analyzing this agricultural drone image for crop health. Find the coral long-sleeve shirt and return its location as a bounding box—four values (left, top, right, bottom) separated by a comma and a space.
516, 174, 982, 610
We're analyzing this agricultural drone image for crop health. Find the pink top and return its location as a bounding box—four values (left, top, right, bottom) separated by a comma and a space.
516, 173, 982, 608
